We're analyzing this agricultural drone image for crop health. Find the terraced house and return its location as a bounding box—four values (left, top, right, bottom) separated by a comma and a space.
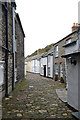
62, 24, 80, 119
53, 23, 80, 84
0, 1, 25, 97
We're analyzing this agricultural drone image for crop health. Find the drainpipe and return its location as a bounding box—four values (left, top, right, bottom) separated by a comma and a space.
47, 55, 48, 77
12, 2, 16, 91
5, 2, 9, 97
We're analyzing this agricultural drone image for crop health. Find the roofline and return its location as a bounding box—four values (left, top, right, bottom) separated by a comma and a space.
53, 30, 78, 46
16, 13, 25, 37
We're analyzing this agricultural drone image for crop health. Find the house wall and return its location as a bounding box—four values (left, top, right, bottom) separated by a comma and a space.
15, 15, 24, 82
40, 57, 47, 77
26, 61, 31, 72
66, 55, 78, 110
0, 2, 25, 97
0, 3, 2, 61
34, 59, 39, 73
65, 30, 80, 110
47, 55, 53, 78
53, 39, 66, 82
40, 58, 44, 76
2, 3, 13, 96
65, 33, 78, 55
31, 60, 34, 73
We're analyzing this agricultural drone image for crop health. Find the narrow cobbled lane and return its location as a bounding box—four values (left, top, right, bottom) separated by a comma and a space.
2, 73, 76, 119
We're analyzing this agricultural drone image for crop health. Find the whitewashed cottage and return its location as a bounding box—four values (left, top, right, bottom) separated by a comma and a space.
40, 47, 53, 78
62, 27, 80, 119
31, 55, 40, 74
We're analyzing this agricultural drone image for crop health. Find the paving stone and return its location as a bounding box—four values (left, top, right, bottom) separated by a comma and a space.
67, 110, 72, 112
17, 113, 22, 117
5, 98, 10, 100
9, 96, 12, 99
38, 110, 47, 113
35, 106, 40, 110
41, 97, 45, 100
26, 104, 32, 107
62, 113, 68, 116
13, 110, 19, 112
29, 86, 33, 88
7, 111, 11, 114
51, 104, 58, 106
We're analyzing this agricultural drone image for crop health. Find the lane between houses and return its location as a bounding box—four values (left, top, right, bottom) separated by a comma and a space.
2, 73, 76, 119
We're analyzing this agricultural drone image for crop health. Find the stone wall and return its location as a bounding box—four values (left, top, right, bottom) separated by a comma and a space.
0, 2, 25, 97
2, 3, 13, 96
15, 15, 25, 82
53, 39, 66, 82
0, 3, 2, 60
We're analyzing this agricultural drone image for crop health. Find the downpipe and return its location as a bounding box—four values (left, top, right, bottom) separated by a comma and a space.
12, 2, 16, 91
5, 2, 9, 97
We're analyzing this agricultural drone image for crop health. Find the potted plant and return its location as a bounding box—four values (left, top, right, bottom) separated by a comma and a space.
54, 75, 58, 81
60, 77, 64, 83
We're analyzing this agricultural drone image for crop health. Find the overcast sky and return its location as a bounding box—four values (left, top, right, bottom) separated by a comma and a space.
16, 0, 80, 57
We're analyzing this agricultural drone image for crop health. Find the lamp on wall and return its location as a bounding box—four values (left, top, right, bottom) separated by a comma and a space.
71, 58, 77, 65
68, 57, 77, 65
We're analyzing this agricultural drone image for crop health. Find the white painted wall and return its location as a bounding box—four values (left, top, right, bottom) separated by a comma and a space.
31, 60, 34, 73
40, 58, 44, 75
65, 41, 78, 55
31, 59, 40, 74
65, 32, 80, 110
67, 56, 78, 110
40, 57, 47, 76
47, 55, 53, 78
0, 62, 4, 85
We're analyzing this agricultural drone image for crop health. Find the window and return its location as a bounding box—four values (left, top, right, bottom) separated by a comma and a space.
55, 63, 58, 75
48, 67, 50, 75
66, 38, 71, 45
55, 45, 58, 57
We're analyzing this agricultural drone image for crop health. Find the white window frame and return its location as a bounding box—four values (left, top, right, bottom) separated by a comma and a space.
55, 63, 58, 75
66, 38, 71, 45
55, 45, 58, 57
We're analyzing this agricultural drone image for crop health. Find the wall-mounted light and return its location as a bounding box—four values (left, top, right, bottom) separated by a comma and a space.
71, 59, 77, 65
68, 57, 77, 65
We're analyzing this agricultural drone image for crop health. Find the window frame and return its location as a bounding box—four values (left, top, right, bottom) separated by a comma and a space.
55, 45, 58, 58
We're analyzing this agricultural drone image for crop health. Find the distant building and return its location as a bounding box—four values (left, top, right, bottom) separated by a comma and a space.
40, 48, 53, 78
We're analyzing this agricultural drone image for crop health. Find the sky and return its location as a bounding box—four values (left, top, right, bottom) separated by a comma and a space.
16, 0, 80, 57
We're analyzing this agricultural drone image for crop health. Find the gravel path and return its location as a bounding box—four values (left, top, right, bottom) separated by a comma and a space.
2, 73, 76, 119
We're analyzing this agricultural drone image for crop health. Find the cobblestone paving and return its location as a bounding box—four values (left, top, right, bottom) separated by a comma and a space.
2, 73, 76, 119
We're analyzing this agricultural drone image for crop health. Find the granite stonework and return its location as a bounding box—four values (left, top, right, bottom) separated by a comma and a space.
15, 14, 25, 82
53, 39, 66, 82
53, 27, 79, 83
0, 2, 25, 97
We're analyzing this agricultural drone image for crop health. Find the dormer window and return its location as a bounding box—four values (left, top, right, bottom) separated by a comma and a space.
55, 45, 58, 57
66, 38, 71, 45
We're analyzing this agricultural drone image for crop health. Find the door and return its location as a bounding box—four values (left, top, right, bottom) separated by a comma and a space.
60, 63, 63, 77
44, 65, 46, 77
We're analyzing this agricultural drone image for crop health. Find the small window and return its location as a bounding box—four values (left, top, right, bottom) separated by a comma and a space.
55, 63, 58, 75
55, 45, 58, 57
48, 67, 50, 75
66, 38, 71, 45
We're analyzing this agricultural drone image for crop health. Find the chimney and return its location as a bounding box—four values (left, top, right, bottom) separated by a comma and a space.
72, 23, 79, 32
37, 49, 41, 55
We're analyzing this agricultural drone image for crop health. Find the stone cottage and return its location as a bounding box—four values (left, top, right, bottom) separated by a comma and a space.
0, 1, 25, 97
53, 23, 79, 83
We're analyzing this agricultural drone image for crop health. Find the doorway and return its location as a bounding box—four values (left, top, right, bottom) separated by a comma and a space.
44, 65, 46, 77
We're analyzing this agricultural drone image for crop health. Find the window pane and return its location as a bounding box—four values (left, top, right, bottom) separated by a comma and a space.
66, 39, 71, 44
